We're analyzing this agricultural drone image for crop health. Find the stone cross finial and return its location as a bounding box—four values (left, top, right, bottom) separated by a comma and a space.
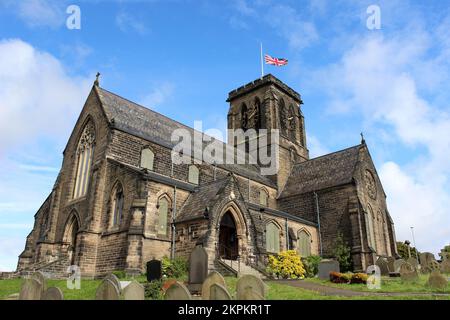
94, 72, 101, 86
360, 132, 366, 145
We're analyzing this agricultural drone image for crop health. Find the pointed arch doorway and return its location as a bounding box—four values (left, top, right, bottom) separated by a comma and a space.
64, 214, 80, 266
218, 211, 238, 260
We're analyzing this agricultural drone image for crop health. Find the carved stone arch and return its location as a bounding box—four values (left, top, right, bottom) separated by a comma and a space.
108, 180, 125, 228
258, 187, 269, 207
156, 192, 172, 236
75, 116, 97, 152
62, 210, 81, 265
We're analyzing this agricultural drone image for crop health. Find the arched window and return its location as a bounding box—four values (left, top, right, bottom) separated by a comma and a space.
73, 121, 95, 199
365, 206, 376, 250
157, 196, 170, 235
297, 229, 311, 257
266, 222, 280, 253
259, 188, 269, 207
188, 165, 199, 185
140, 148, 154, 171
288, 104, 297, 141
111, 183, 124, 227
278, 98, 288, 136
240, 103, 248, 130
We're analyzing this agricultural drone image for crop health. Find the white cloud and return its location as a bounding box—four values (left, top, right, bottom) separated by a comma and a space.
116, 11, 149, 35
140, 82, 175, 109
1, 0, 65, 27
307, 134, 329, 158
0, 39, 93, 155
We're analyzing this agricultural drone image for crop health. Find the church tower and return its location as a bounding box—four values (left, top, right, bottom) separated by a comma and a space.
227, 74, 309, 188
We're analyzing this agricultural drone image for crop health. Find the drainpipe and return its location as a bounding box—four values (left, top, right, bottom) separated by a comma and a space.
285, 217, 289, 250
171, 186, 177, 259
314, 192, 323, 256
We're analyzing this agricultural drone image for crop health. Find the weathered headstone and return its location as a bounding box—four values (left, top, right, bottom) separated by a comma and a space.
104, 273, 122, 292
19, 278, 43, 300
393, 259, 406, 273
441, 259, 450, 274
240, 287, 264, 300
164, 281, 192, 300
146, 259, 162, 282
386, 257, 395, 273
201, 271, 226, 300
209, 283, 232, 300
236, 274, 266, 300
427, 270, 448, 290
31, 271, 47, 292
188, 246, 208, 292
420, 252, 437, 272
406, 257, 419, 270
318, 259, 340, 280
375, 257, 389, 276
123, 280, 145, 300
400, 262, 419, 282
42, 287, 64, 300
5, 293, 19, 300
95, 279, 120, 300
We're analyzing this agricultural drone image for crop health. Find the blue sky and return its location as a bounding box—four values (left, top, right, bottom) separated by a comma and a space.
1, 0, 450, 270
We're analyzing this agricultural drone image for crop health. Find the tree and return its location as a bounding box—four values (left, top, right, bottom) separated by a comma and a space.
396, 241, 419, 260
333, 233, 353, 272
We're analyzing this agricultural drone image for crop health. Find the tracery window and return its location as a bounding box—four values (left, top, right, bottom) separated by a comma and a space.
73, 121, 95, 199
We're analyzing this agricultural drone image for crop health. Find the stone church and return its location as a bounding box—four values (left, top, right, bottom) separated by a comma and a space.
17, 74, 398, 278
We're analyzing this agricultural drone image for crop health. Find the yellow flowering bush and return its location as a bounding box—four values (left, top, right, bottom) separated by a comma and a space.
266, 250, 306, 279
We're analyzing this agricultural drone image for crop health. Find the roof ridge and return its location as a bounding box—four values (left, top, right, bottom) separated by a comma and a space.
295, 143, 363, 167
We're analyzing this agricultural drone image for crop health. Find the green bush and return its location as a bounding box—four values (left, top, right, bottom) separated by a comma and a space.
111, 270, 127, 279
396, 241, 420, 260
144, 279, 163, 300
161, 256, 188, 278
266, 250, 306, 279
333, 233, 353, 272
302, 255, 322, 278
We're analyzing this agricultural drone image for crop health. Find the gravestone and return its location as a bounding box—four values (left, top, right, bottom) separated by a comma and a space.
375, 257, 389, 276
441, 259, 450, 274
42, 287, 64, 300
5, 293, 19, 300
400, 262, 419, 282
393, 259, 406, 273
188, 246, 208, 292
386, 257, 395, 273
123, 280, 145, 300
236, 274, 266, 300
31, 271, 47, 293
146, 259, 162, 282
19, 278, 43, 300
318, 259, 340, 280
201, 271, 226, 300
240, 287, 264, 300
406, 257, 419, 270
209, 283, 232, 300
95, 279, 120, 300
427, 270, 448, 290
420, 252, 436, 272
164, 281, 192, 300
104, 273, 122, 293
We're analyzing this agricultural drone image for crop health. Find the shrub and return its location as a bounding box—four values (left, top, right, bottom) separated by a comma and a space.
329, 272, 368, 284
144, 279, 163, 300
161, 256, 188, 279
350, 273, 368, 284
111, 270, 127, 279
266, 250, 306, 279
333, 233, 353, 272
396, 241, 420, 260
302, 255, 322, 278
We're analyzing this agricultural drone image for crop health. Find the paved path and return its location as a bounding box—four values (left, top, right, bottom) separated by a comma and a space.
270, 280, 450, 297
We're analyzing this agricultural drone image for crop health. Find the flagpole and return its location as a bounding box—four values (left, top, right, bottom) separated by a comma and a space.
260, 42, 264, 79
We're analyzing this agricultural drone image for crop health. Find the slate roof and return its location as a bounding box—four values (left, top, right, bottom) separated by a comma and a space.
279, 145, 362, 198
176, 178, 230, 222
95, 86, 275, 187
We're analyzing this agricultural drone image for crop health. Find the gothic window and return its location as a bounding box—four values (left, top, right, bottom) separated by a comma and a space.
266, 222, 280, 253
157, 196, 170, 236
240, 103, 248, 131
188, 165, 199, 185
111, 183, 124, 227
288, 104, 297, 141
297, 229, 312, 257
278, 98, 288, 136
365, 206, 376, 250
140, 148, 154, 171
259, 188, 269, 207
73, 121, 95, 199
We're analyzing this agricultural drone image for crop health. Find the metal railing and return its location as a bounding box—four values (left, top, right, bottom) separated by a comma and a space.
216, 243, 240, 273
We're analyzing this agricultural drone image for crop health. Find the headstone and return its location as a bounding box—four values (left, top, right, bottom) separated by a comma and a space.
400, 262, 419, 282
393, 259, 406, 273
164, 281, 192, 300
146, 259, 162, 282
104, 273, 122, 292
31, 271, 47, 293
441, 259, 450, 274
318, 259, 340, 280
375, 257, 389, 276
95, 279, 120, 300
123, 280, 145, 300
406, 257, 419, 270
240, 287, 264, 300
420, 252, 437, 272
19, 278, 43, 300
427, 270, 448, 290
201, 271, 226, 300
236, 274, 266, 300
5, 293, 19, 300
386, 257, 395, 273
188, 246, 208, 291
42, 287, 64, 300
209, 283, 232, 300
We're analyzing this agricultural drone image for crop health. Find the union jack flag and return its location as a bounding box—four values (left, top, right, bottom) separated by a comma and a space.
264, 54, 288, 66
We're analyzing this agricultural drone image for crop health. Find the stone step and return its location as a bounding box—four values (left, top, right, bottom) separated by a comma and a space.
220, 259, 266, 279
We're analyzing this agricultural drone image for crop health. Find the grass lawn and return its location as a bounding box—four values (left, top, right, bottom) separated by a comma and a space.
305, 274, 450, 294
1, 275, 448, 300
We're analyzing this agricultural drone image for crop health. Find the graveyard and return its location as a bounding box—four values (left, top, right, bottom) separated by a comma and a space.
1, 246, 450, 300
